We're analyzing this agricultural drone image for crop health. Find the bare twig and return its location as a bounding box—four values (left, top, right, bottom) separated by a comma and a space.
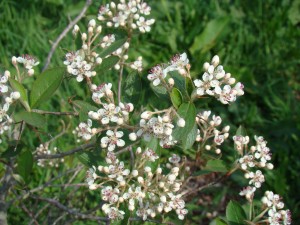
43, 0, 93, 71
28, 203, 51, 225
30, 195, 109, 221
35, 142, 95, 159
32, 109, 79, 116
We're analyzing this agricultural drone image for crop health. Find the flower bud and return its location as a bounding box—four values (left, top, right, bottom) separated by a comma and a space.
132, 170, 139, 177
96, 25, 102, 33
160, 196, 167, 203
124, 42, 130, 49
129, 133, 137, 141
141, 111, 151, 119
12, 56, 17, 65
223, 125, 230, 132
168, 78, 175, 86
215, 149, 221, 154
144, 166, 151, 173
89, 19, 96, 28
11, 92, 20, 99
137, 176, 144, 184
4, 70, 10, 78
28, 69, 34, 76
177, 118, 185, 127
205, 145, 211, 150
81, 33, 87, 41
156, 167, 162, 174
136, 147, 142, 154
211, 55, 220, 67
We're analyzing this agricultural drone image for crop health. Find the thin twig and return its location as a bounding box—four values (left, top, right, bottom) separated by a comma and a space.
35, 142, 95, 159
43, 0, 93, 71
30, 195, 109, 221
32, 109, 79, 116
28, 203, 51, 225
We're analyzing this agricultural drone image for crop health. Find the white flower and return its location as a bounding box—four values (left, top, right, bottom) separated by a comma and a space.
92, 83, 113, 104
147, 65, 166, 86
247, 170, 265, 188
94, 103, 121, 124
168, 53, 189, 74
169, 154, 181, 164
86, 166, 97, 186
239, 186, 256, 201
74, 119, 94, 141
101, 130, 125, 151
16, 54, 39, 69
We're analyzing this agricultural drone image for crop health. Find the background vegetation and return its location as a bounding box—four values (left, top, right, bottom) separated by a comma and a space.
0, 0, 299, 224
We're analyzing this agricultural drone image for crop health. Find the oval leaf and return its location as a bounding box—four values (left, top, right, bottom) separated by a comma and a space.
172, 102, 196, 142
9, 78, 30, 111
226, 200, 247, 225
96, 56, 120, 71
17, 149, 33, 184
123, 72, 142, 105
170, 88, 183, 109
14, 111, 46, 128
99, 38, 127, 57
30, 67, 65, 108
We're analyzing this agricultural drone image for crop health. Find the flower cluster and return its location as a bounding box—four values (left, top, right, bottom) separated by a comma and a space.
36, 144, 64, 167
235, 135, 274, 190
86, 148, 188, 221
0, 70, 20, 144
193, 55, 244, 104
131, 110, 183, 147
12, 54, 39, 76
195, 110, 230, 155
97, 0, 155, 33
65, 50, 97, 82
262, 191, 291, 225
73, 119, 96, 142
147, 53, 189, 86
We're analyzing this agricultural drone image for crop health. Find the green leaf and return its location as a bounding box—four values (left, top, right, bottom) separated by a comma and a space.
9, 78, 30, 111
14, 111, 46, 128
226, 201, 247, 225
190, 17, 230, 54
96, 56, 120, 71
30, 67, 65, 108
76, 150, 101, 167
236, 125, 247, 136
150, 83, 170, 100
182, 123, 197, 149
172, 102, 196, 146
1, 141, 23, 158
185, 77, 194, 96
123, 72, 142, 105
214, 218, 228, 225
17, 149, 33, 184
99, 38, 127, 57
204, 159, 228, 172
170, 88, 183, 109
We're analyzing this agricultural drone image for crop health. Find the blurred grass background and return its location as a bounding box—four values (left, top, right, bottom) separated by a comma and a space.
0, 0, 299, 223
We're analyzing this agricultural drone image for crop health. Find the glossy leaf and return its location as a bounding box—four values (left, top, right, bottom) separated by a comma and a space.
17, 149, 33, 184
99, 38, 127, 57
9, 78, 30, 111
182, 123, 197, 149
95, 56, 120, 71
14, 111, 46, 128
30, 67, 65, 108
226, 201, 247, 225
172, 102, 196, 143
170, 88, 183, 109
123, 72, 142, 105
150, 83, 170, 100
204, 159, 227, 172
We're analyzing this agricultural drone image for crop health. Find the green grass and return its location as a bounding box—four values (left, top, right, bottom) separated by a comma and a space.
1, 0, 300, 224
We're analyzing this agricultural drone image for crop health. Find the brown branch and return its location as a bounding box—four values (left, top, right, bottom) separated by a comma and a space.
32, 109, 79, 116
30, 195, 109, 221
43, 0, 93, 71
36, 142, 95, 159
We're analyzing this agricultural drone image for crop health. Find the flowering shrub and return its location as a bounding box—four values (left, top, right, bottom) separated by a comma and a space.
0, 0, 292, 224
